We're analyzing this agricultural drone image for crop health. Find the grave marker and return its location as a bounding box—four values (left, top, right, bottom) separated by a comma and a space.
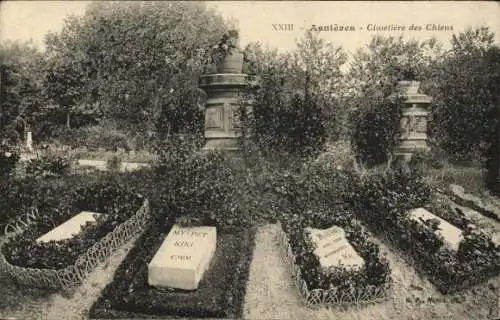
408, 207, 464, 251
148, 224, 217, 290
36, 211, 104, 243
305, 225, 364, 272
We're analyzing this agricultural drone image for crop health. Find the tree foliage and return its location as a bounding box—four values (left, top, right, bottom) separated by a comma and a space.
429, 27, 500, 163
241, 31, 346, 159
0, 40, 46, 145
42, 1, 230, 144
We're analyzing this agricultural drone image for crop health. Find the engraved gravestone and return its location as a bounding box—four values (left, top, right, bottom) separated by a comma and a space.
408, 207, 464, 251
305, 225, 364, 271
148, 224, 217, 290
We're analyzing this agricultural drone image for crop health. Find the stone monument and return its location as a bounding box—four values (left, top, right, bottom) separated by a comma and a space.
199, 30, 254, 152
148, 224, 217, 290
36, 211, 105, 243
392, 81, 433, 162
26, 131, 33, 153
305, 225, 364, 272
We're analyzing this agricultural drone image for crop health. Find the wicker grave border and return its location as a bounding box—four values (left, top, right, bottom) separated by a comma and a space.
276, 222, 391, 309
0, 196, 150, 290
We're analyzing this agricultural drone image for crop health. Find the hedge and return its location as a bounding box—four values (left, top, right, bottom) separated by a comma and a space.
89, 216, 256, 319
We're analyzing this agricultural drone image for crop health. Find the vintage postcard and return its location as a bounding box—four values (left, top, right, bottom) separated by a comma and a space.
1, 1, 499, 320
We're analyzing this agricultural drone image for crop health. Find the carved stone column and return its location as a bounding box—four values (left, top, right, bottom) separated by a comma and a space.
393, 85, 433, 162
199, 73, 249, 151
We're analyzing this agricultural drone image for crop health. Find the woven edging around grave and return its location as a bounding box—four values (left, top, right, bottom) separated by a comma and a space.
276, 222, 391, 309
0, 197, 150, 290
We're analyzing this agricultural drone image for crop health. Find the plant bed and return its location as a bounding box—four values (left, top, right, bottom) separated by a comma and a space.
266, 164, 391, 308
277, 216, 392, 309
89, 219, 256, 319
349, 167, 500, 294
0, 181, 150, 289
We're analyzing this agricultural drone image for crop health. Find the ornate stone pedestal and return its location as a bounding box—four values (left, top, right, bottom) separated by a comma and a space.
393, 90, 433, 162
199, 73, 249, 151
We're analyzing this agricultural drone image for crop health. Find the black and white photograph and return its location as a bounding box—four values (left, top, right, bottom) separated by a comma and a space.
0, 1, 499, 319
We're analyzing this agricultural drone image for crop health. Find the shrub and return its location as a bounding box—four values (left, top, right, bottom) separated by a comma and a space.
0, 144, 20, 178
313, 139, 357, 170
152, 146, 248, 233
241, 75, 328, 160
350, 96, 404, 167
106, 155, 122, 172
25, 153, 71, 178
485, 111, 500, 194
57, 125, 133, 151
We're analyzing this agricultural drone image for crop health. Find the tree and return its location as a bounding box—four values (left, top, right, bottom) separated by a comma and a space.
429, 27, 500, 162
0, 40, 46, 145
43, 1, 231, 144
241, 31, 345, 159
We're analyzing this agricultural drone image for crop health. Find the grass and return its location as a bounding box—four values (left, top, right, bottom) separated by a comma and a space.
72, 149, 158, 163
32, 147, 158, 164
425, 165, 486, 195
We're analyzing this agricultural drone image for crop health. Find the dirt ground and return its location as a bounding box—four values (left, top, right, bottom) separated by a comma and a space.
0, 221, 498, 320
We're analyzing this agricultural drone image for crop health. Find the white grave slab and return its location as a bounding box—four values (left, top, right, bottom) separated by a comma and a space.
305, 225, 364, 271
36, 211, 103, 243
408, 208, 464, 251
148, 224, 217, 290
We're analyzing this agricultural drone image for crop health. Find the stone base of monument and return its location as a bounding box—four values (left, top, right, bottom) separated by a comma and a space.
148, 224, 217, 290
202, 138, 241, 152
36, 211, 105, 243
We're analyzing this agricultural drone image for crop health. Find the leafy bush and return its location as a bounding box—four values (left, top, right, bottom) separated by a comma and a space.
429, 38, 500, 163
2, 181, 145, 270
89, 220, 256, 319
0, 144, 20, 178
106, 155, 122, 172
348, 166, 500, 293
350, 96, 404, 167
25, 153, 71, 178
153, 147, 248, 232
313, 139, 357, 170
485, 111, 500, 194
241, 73, 328, 160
